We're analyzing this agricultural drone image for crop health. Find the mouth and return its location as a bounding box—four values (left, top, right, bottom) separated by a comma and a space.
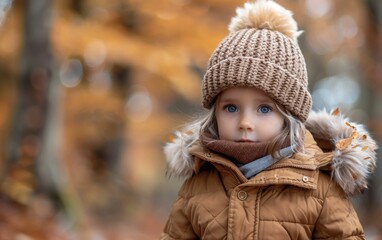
236, 139, 255, 143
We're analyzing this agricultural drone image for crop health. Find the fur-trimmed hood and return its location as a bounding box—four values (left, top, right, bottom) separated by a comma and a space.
305, 109, 377, 194
164, 109, 378, 195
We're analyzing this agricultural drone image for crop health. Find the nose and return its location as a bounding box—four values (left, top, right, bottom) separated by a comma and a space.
239, 112, 254, 131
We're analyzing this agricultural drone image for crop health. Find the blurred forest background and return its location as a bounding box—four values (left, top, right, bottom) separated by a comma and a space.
0, 0, 381, 239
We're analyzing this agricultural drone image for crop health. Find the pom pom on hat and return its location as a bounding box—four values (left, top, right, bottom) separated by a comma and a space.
228, 0, 302, 42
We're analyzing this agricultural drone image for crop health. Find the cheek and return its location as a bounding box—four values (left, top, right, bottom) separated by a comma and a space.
217, 118, 231, 137
261, 116, 284, 137
216, 113, 236, 140
274, 117, 284, 131
271, 117, 284, 135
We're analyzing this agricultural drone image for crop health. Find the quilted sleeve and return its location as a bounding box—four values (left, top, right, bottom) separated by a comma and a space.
312, 180, 365, 240
160, 188, 198, 240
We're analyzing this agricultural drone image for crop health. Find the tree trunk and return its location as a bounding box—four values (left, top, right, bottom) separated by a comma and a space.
4, 0, 59, 201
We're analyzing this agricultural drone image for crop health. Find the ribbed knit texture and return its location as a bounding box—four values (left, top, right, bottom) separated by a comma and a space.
202, 28, 312, 122
200, 132, 269, 164
200, 130, 291, 164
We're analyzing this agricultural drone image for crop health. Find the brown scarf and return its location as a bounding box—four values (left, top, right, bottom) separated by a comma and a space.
200, 132, 272, 164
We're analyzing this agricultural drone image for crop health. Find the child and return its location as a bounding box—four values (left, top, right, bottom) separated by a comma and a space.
161, 1, 378, 239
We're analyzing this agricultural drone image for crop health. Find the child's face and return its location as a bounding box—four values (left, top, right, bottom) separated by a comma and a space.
215, 87, 284, 143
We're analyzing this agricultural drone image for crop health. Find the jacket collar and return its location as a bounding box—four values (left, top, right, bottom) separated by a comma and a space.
164, 109, 378, 194
188, 130, 320, 189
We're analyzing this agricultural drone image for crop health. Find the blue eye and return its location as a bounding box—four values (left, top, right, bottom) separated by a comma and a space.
224, 105, 237, 113
259, 105, 271, 114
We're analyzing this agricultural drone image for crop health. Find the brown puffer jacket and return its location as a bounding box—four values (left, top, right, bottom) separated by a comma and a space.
161, 111, 378, 240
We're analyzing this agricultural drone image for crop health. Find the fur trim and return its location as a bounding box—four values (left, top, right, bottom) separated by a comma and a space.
306, 109, 378, 194
165, 109, 378, 195
228, 0, 302, 42
164, 131, 195, 179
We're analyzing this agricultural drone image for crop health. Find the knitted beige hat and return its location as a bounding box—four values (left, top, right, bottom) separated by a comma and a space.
202, 0, 312, 122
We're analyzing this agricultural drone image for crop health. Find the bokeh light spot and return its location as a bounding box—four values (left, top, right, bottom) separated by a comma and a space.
59, 59, 83, 88
305, 0, 332, 18
312, 75, 360, 110
125, 90, 153, 122
84, 40, 107, 68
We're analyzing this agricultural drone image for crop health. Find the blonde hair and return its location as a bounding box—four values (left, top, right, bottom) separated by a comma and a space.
268, 104, 305, 158
179, 102, 305, 158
